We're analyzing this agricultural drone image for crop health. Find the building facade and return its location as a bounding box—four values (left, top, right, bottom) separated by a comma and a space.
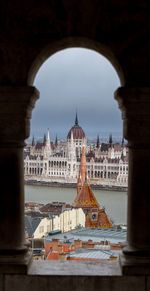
34, 208, 85, 239
24, 115, 128, 187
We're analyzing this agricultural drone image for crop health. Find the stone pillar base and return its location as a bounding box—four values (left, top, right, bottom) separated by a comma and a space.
120, 253, 150, 275
0, 247, 32, 274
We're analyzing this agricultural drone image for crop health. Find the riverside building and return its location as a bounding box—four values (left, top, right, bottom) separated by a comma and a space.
1, 0, 150, 287
24, 114, 128, 187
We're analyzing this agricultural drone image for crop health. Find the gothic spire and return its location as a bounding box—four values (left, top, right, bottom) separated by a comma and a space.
43, 133, 46, 145
109, 133, 112, 146
96, 135, 100, 148
75, 112, 78, 126
32, 136, 35, 146
78, 146, 87, 187
121, 137, 125, 148
45, 128, 51, 148
55, 135, 58, 147
47, 128, 50, 142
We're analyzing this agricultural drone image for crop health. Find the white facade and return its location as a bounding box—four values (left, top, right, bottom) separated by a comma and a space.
34, 208, 85, 239
24, 119, 128, 187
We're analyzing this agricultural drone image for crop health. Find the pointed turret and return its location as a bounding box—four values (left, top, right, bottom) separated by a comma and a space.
121, 137, 125, 148
43, 133, 46, 145
78, 146, 87, 187
74, 145, 112, 229
121, 150, 124, 160
43, 128, 51, 157
77, 174, 82, 195
75, 112, 78, 126
109, 133, 113, 148
55, 135, 58, 147
32, 136, 35, 147
74, 182, 100, 209
46, 128, 50, 144
96, 135, 100, 148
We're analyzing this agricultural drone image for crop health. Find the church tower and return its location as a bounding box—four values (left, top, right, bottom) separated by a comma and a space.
74, 146, 112, 228
44, 129, 51, 158
108, 133, 115, 159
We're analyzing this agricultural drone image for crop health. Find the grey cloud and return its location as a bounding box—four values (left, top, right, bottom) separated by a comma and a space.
31, 48, 121, 140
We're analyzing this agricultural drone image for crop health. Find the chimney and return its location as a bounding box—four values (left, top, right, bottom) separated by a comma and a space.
74, 239, 82, 250
52, 239, 59, 252
58, 253, 67, 261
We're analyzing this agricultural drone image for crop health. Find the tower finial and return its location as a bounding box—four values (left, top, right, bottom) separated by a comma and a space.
55, 135, 58, 147
32, 136, 35, 146
46, 128, 50, 144
109, 133, 112, 146
43, 133, 46, 145
96, 134, 100, 148
75, 111, 78, 126
121, 137, 125, 148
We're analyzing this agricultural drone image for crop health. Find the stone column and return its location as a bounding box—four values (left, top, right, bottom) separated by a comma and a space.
0, 86, 39, 273
115, 87, 150, 275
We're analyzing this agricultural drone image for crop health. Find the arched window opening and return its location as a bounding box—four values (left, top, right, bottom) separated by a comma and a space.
24, 48, 127, 262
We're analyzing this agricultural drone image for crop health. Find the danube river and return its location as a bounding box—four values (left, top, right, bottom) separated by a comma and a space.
25, 185, 127, 225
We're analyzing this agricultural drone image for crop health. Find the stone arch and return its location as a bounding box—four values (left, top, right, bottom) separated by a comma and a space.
0, 1, 149, 279
27, 37, 125, 87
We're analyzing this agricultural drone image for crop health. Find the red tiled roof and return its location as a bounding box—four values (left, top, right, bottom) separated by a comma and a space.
47, 252, 59, 260
98, 209, 112, 228
74, 183, 100, 208
40, 204, 63, 214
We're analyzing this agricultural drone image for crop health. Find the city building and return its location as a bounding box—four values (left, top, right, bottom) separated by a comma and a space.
34, 208, 85, 238
44, 227, 126, 261
1, 1, 150, 289
24, 114, 128, 187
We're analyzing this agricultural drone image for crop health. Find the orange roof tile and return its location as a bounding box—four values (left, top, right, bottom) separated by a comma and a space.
47, 252, 59, 260
74, 183, 99, 208
98, 209, 112, 228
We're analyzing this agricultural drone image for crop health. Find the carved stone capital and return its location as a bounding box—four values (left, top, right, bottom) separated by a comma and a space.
0, 86, 39, 145
115, 87, 150, 146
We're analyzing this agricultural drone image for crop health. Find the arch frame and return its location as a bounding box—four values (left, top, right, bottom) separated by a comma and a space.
27, 37, 125, 87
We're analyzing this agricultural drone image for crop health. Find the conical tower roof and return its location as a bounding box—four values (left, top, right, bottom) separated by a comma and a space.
74, 181, 100, 208
78, 146, 87, 186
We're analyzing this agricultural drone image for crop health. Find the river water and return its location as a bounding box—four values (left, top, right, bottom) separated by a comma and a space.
25, 185, 127, 225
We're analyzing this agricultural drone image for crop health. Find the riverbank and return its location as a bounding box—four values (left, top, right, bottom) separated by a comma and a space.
25, 180, 127, 192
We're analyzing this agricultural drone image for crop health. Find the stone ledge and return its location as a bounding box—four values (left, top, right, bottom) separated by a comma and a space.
4, 272, 146, 291
1, 262, 148, 291
28, 261, 122, 276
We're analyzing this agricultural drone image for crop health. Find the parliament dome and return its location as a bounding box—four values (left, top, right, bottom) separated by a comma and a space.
67, 114, 85, 139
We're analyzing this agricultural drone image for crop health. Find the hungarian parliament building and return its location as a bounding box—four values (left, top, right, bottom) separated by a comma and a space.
24, 115, 128, 187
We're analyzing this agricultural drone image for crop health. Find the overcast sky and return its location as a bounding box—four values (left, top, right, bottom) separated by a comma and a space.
31, 48, 122, 141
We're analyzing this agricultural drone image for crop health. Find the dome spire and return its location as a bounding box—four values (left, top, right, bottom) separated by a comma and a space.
55, 135, 58, 147
96, 134, 100, 148
75, 111, 78, 126
32, 136, 35, 146
109, 133, 113, 147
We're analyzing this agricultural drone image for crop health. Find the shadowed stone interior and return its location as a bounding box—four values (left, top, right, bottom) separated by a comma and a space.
0, 0, 150, 290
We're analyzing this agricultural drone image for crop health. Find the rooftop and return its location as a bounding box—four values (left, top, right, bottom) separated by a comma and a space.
45, 227, 127, 244
68, 247, 121, 260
